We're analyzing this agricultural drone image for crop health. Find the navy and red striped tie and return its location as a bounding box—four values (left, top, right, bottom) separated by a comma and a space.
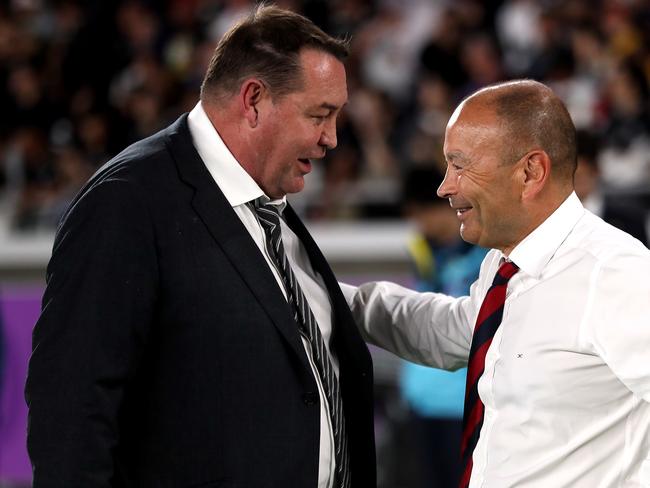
459, 260, 519, 488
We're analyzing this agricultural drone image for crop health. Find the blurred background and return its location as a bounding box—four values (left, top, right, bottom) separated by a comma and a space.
1, 0, 649, 486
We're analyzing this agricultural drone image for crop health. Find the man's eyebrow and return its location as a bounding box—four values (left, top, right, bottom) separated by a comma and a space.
446, 151, 469, 164
319, 102, 341, 111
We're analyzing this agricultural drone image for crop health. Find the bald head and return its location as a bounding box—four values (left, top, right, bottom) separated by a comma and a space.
440, 80, 578, 254
460, 80, 577, 184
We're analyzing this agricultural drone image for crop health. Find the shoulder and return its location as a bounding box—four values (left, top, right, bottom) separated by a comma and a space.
58, 116, 190, 229
81, 116, 189, 196
93, 115, 188, 186
570, 211, 650, 278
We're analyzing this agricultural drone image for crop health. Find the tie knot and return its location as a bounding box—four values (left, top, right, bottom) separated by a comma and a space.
251, 198, 282, 234
493, 260, 519, 285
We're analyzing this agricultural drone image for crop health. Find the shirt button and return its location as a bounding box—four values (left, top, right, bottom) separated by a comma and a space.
302, 392, 318, 406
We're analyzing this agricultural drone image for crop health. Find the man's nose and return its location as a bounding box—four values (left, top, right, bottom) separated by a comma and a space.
319, 120, 338, 150
437, 167, 457, 199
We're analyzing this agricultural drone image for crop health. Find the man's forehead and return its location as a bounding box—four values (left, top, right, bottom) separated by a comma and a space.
447, 101, 465, 128
448, 98, 495, 127
444, 104, 500, 162
296, 50, 347, 104
299, 48, 346, 78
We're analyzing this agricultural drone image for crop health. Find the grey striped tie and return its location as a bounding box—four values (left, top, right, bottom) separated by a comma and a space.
250, 198, 351, 488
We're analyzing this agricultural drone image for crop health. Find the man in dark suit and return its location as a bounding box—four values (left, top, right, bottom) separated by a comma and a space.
25, 6, 376, 487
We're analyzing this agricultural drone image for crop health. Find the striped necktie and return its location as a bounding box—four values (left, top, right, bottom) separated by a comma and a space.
250, 199, 351, 488
460, 260, 519, 488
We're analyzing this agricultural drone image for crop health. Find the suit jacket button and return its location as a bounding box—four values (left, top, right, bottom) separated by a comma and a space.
302, 392, 318, 406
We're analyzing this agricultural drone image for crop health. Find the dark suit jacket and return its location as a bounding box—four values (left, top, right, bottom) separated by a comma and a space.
25, 115, 376, 488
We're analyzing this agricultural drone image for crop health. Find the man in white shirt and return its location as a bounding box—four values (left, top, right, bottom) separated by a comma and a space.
343, 80, 650, 487
26, 5, 376, 487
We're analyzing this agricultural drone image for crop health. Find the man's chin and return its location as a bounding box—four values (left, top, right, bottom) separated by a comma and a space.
283, 177, 306, 196
459, 225, 479, 245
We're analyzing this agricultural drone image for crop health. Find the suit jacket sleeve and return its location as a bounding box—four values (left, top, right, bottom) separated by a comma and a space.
25, 176, 158, 487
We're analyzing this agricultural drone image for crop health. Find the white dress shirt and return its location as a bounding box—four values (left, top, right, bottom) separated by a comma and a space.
188, 101, 337, 488
342, 192, 650, 487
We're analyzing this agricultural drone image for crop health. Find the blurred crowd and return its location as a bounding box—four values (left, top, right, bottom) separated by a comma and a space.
1, 0, 650, 232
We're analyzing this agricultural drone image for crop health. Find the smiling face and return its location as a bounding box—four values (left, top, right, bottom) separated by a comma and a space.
438, 100, 528, 253
251, 48, 347, 198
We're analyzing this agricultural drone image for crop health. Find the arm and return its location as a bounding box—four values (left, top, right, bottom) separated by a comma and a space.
25, 177, 158, 487
340, 280, 476, 371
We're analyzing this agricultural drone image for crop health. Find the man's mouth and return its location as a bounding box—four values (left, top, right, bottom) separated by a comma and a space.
298, 158, 312, 173
449, 198, 472, 217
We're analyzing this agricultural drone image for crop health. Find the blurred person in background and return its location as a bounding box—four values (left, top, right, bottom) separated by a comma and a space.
399, 167, 486, 488
597, 60, 650, 192
353, 0, 439, 105
574, 129, 648, 247
344, 80, 650, 488
7, 128, 57, 231
37, 144, 93, 228
25, 6, 376, 487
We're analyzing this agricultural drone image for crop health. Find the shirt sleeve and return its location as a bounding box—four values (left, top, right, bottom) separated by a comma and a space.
586, 250, 650, 403
340, 280, 475, 371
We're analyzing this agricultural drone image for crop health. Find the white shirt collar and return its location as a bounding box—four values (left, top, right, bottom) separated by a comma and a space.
187, 101, 287, 211
507, 192, 585, 279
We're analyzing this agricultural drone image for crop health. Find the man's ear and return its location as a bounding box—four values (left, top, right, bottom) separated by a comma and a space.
521, 150, 551, 201
240, 79, 266, 128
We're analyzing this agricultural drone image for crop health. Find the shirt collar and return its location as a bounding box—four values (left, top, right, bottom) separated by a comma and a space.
187, 101, 287, 211
507, 192, 585, 279
256, 194, 287, 213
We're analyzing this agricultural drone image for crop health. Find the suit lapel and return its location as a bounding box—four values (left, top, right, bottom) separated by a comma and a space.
162, 115, 310, 371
